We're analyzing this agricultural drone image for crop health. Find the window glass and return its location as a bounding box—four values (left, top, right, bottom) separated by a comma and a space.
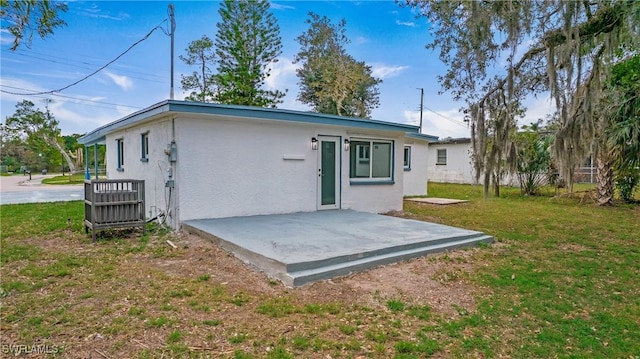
436, 149, 447, 165
350, 141, 371, 178
117, 139, 124, 170
372, 142, 391, 178
141, 133, 149, 160
403, 146, 411, 169
349, 139, 392, 180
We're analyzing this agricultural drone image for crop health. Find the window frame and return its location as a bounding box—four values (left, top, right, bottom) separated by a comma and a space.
140, 132, 149, 162
436, 148, 447, 165
116, 138, 124, 171
349, 138, 394, 184
403, 146, 411, 171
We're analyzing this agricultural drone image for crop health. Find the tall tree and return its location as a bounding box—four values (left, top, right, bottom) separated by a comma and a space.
294, 13, 381, 118
180, 35, 218, 102
3, 100, 76, 173
605, 55, 640, 174
0, 0, 68, 50
404, 0, 640, 202
214, 0, 285, 108
604, 55, 640, 202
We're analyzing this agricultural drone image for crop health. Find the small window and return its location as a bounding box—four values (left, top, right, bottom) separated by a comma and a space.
349, 139, 393, 181
141, 132, 149, 162
116, 138, 124, 171
403, 146, 411, 170
436, 149, 447, 165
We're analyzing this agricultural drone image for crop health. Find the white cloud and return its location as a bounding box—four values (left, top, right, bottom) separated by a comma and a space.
396, 20, 417, 27
355, 36, 369, 45
263, 57, 310, 112
372, 64, 409, 79
270, 2, 295, 10
104, 71, 134, 91
264, 57, 299, 91
80, 4, 130, 21
522, 95, 556, 126
0, 29, 13, 46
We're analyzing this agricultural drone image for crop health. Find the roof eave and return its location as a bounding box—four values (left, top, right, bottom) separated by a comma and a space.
78, 100, 421, 146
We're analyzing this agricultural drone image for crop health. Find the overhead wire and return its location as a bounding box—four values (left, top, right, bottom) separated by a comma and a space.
5, 50, 165, 83
1, 85, 143, 110
0, 19, 169, 96
423, 105, 469, 127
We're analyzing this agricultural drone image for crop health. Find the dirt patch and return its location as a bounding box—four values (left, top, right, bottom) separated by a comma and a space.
2, 226, 489, 358
168, 232, 482, 318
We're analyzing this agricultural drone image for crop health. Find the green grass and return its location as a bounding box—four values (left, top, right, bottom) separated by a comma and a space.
405, 182, 640, 357
1, 186, 639, 358
41, 173, 85, 185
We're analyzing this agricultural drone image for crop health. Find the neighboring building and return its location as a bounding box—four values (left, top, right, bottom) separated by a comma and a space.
79, 100, 437, 229
427, 138, 476, 184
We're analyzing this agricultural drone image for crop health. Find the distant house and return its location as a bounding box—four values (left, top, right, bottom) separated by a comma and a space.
427, 138, 476, 184
79, 100, 437, 229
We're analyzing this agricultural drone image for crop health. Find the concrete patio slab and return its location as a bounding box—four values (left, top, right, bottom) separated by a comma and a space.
405, 197, 470, 205
183, 210, 492, 287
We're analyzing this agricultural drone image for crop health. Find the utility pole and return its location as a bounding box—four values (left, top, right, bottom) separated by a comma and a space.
417, 88, 424, 133
169, 4, 176, 100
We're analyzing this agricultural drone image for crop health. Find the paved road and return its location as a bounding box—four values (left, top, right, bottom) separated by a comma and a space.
0, 174, 83, 205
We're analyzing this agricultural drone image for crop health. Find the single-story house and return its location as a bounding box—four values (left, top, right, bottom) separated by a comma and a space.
427, 138, 476, 184
79, 100, 438, 229
427, 137, 518, 186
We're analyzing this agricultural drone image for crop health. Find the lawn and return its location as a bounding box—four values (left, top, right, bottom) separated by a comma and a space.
41, 173, 86, 185
0, 183, 638, 358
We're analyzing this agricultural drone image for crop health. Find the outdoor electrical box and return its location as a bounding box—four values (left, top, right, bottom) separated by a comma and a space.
165, 180, 175, 188
168, 141, 177, 162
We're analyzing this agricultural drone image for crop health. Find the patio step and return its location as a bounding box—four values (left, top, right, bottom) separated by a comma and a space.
285, 232, 488, 273
286, 234, 493, 287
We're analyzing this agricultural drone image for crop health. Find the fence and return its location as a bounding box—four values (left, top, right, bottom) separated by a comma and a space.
84, 179, 145, 241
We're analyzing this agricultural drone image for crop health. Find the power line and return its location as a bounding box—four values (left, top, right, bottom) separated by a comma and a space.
0, 20, 168, 96
423, 105, 469, 128
1, 85, 142, 110
5, 50, 165, 83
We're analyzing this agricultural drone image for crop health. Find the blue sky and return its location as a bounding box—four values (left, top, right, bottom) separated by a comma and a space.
1, 0, 553, 139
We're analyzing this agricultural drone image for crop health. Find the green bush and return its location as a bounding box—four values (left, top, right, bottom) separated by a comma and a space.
615, 169, 639, 202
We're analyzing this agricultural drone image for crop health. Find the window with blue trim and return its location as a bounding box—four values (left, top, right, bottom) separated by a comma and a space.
116, 138, 124, 171
403, 146, 411, 170
349, 139, 393, 182
141, 132, 149, 162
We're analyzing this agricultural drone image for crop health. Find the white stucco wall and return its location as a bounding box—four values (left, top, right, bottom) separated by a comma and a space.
104, 117, 176, 225
402, 140, 429, 196
174, 116, 406, 222
175, 117, 319, 220
427, 142, 518, 186
103, 114, 408, 226
427, 142, 476, 184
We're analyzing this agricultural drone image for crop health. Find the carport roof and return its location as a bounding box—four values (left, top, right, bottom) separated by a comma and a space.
78, 100, 424, 145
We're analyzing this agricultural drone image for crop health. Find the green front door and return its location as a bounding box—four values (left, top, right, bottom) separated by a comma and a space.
318, 136, 340, 210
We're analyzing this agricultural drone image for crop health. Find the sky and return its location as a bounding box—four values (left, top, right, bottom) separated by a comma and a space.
1, 0, 554, 139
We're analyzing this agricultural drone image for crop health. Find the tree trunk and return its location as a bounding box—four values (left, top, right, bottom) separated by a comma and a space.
596, 150, 614, 206
51, 139, 76, 173
483, 171, 490, 200
492, 172, 500, 197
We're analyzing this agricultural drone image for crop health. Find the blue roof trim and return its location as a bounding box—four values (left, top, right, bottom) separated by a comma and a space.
79, 102, 171, 145
79, 100, 420, 145
405, 132, 439, 142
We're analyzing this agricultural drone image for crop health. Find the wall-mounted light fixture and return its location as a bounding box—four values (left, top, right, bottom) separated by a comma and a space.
344, 138, 350, 151
311, 137, 318, 150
